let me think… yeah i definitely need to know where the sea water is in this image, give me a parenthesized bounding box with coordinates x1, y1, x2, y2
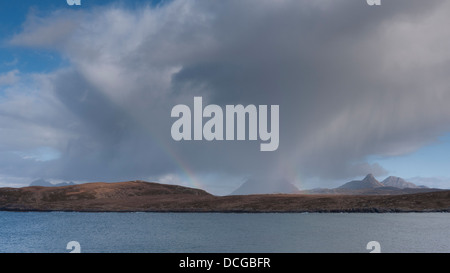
(0, 212, 448, 253)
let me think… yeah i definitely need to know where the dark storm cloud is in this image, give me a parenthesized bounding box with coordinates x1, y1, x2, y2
(2, 0, 450, 189)
(46, 69, 176, 181)
(169, 0, 450, 179)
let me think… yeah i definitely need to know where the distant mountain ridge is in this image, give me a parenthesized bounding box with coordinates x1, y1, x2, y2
(230, 178, 299, 195)
(337, 174, 429, 191)
(30, 179, 76, 187)
(230, 174, 438, 196)
(299, 174, 437, 195)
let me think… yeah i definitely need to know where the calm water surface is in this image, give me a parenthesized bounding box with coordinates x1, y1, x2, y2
(0, 212, 448, 253)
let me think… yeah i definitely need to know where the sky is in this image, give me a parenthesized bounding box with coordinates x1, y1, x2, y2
(1, 0, 450, 195)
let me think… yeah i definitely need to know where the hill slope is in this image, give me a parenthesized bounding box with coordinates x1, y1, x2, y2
(0, 180, 449, 212)
(0, 181, 213, 212)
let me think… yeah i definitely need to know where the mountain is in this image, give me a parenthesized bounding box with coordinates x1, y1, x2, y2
(337, 174, 384, 190)
(381, 176, 421, 189)
(30, 179, 76, 187)
(299, 174, 440, 195)
(230, 178, 299, 195)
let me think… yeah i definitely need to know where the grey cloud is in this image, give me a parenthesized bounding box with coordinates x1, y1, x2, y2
(2, 0, 450, 189)
(169, 0, 450, 179)
(9, 10, 81, 49)
(47, 69, 176, 181)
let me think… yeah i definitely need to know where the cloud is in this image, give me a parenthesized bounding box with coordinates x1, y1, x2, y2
(2, 0, 450, 192)
(9, 10, 81, 49)
(0, 70, 19, 86)
(408, 177, 450, 189)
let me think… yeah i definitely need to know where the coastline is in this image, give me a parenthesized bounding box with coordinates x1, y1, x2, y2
(0, 181, 449, 213)
(0, 208, 449, 213)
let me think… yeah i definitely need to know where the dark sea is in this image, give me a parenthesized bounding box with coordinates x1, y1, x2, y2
(0, 212, 448, 253)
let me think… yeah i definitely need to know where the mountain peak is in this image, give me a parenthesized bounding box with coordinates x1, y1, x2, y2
(381, 176, 419, 189)
(338, 174, 384, 190)
(363, 173, 376, 181)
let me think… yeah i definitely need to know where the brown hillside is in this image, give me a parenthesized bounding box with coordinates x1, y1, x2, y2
(0, 181, 449, 212)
